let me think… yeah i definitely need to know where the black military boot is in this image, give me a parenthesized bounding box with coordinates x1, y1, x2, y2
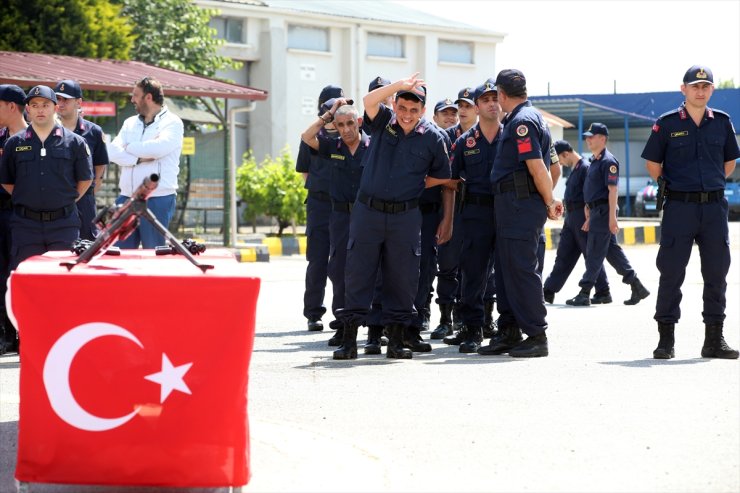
(543, 289, 555, 304)
(701, 322, 739, 359)
(307, 319, 324, 331)
(442, 327, 465, 345)
(403, 326, 432, 352)
(653, 322, 675, 359)
(477, 324, 523, 355)
(327, 325, 344, 347)
(452, 302, 464, 333)
(566, 288, 591, 306)
(483, 300, 497, 338)
(459, 326, 483, 353)
(624, 278, 650, 305)
(364, 325, 383, 355)
(386, 324, 412, 359)
(509, 332, 549, 358)
(590, 290, 613, 304)
(332, 323, 358, 360)
(430, 304, 453, 339)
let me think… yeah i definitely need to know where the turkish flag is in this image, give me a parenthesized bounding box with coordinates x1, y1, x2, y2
(9, 250, 260, 488)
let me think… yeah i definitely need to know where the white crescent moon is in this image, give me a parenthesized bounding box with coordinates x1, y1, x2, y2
(43, 322, 143, 432)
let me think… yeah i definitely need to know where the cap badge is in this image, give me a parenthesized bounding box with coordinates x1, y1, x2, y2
(485, 82, 495, 91)
(59, 83, 65, 92)
(444, 98, 452, 105)
(376, 77, 382, 85)
(463, 89, 470, 97)
(34, 87, 40, 95)
(696, 68, 707, 79)
(516, 124, 528, 137)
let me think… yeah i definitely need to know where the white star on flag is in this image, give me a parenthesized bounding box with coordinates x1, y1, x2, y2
(144, 354, 193, 403)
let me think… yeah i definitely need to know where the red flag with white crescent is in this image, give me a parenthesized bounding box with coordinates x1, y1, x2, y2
(10, 252, 260, 487)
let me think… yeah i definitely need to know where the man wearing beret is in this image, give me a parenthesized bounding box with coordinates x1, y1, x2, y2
(54, 79, 109, 241)
(642, 65, 739, 359)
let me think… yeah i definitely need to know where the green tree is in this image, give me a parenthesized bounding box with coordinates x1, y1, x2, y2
(0, 0, 133, 59)
(236, 147, 307, 236)
(121, 0, 237, 78)
(717, 79, 736, 89)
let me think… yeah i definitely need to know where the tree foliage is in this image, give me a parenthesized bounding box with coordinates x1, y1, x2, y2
(0, 0, 133, 59)
(717, 79, 737, 89)
(236, 147, 307, 236)
(120, 0, 238, 78)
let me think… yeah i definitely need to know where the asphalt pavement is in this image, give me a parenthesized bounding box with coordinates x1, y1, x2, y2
(1, 223, 739, 493)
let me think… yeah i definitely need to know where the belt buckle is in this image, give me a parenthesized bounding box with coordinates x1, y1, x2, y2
(700, 192, 709, 203)
(41, 211, 52, 221)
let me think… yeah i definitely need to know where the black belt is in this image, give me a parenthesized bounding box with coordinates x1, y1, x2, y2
(419, 202, 441, 214)
(332, 201, 353, 213)
(15, 204, 74, 222)
(587, 199, 609, 208)
(493, 179, 538, 194)
(0, 195, 12, 211)
(667, 190, 723, 203)
(309, 191, 331, 202)
(566, 201, 585, 212)
(358, 192, 418, 214)
(465, 193, 494, 207)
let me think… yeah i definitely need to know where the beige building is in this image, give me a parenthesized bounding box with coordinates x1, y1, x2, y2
(195, 0, 506, 162)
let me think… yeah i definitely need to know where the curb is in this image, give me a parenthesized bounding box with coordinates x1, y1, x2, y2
(233, 244, 270, 262)
(546, 224, 661, 250)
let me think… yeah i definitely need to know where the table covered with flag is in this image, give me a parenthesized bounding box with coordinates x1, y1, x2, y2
(8, 249, 260, 488)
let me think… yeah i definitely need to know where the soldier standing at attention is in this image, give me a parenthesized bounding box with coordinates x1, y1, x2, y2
(642, 65, 739, 359)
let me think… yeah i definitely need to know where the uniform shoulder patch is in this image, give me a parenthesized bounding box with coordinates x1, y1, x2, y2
(710, 108, 730, 119)
(516, 124, 529, 137)
(651, 123, 660, 133)
(609, 165, 617, 174)
(658, 108, 680, 120)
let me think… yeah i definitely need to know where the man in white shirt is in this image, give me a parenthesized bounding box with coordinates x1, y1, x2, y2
(107, 77, 183, 248)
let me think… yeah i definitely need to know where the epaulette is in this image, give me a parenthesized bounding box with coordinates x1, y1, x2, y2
(709, 108, 730, 119)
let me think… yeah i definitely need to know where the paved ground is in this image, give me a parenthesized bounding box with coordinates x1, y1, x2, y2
(1, 223, 739, 493)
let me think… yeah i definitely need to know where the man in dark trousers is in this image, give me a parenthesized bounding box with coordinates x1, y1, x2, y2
(565, 123, 650, 307)
(642, 65, 739, 359)
(477, 69, 562, 358)
(333, 73, 453, 360)
(295, 84, 344, 332)
(543, 140, 610, 304)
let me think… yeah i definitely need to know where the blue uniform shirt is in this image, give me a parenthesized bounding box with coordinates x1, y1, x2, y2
(563, 158, 589, 205)
(583, 148, 619, 203)
(0, 124, 92, 210)
(360, 105, 450, 202)
(317, 132, 369, 203)
(451, 122, 503, 195)
(641, 104, 740, 192)
(72, 117, 108, 192)
(295, 129, 334, 194)
(0, 127, 21, 198)
(491, 101, 551, 184)
(445, 124, 464, 147)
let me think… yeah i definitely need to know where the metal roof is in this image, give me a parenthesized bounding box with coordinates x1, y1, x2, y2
(218, 0, 503, 34)
(0, 51, 268, 101)
(530, 89, 740, 130)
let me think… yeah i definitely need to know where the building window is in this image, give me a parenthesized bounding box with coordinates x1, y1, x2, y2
(212, 17, 245, 44)
(288, 25, 329, 52)
(367, 32, 404, 58)
(439, 40, 473, 64)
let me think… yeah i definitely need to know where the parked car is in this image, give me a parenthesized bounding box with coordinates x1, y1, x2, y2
(726, 178, 740, 220)
(634, 178, 740, 219)
(633, 179, 659, 217)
